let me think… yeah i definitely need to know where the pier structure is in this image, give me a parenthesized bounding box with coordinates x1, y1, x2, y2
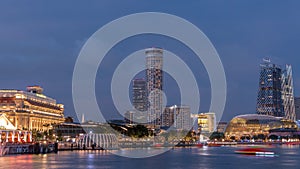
(78, 133, 118, 149)
(0, 130, 32, 143)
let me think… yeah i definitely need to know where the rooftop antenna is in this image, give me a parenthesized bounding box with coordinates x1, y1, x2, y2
(263, 57, 271, 63)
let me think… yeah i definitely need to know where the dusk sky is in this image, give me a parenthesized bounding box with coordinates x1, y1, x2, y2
(1, 1, 300, 122)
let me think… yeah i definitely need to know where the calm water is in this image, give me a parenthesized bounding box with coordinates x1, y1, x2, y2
(0, 146, 299, 169)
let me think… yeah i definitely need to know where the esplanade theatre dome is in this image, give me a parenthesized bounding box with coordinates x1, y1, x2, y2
(225, 114, 297, 140)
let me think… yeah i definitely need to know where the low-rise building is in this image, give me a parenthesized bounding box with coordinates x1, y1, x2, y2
(225, 114, 297, 140)
(0, 113, 32, 143)
(162, 105, 192, 130)
(124, 110, 147, 125)
(198, 112, 216, 133)
(0, 86, 65, 132)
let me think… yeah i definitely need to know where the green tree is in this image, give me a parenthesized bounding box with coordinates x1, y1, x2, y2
(230, 136, 236, 141)
(252, 135, 258, 140)
(268, 135, 278, 140)
(209, 132, 225, 141)
(257, 134, 266, 140)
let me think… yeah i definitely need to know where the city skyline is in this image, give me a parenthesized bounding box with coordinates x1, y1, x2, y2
(1, 1, 300, 168)
(1, 1, 300, 122)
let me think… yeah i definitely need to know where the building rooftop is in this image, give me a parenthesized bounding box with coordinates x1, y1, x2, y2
(0, 87, 57, 104)
(234, 114, 282, 121)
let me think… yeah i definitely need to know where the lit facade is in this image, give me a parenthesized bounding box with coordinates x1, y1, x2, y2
(0, 86, 65, 132)
(256, 59, 284, 117)
(132, 79, 147, 112)
(0, 113, 32, 143)
(52, 122, 85, 139)
(281, 65, 296, 121)
(146, 47, 163, 126)
(256, 59, 296, 121)
(162, 105, 191, 130)
(79, 133, 118, 149)
(198, 112, 216, 133)
(225, 114, 297, 140)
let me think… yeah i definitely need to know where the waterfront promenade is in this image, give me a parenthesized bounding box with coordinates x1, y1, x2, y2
(2, 140, 300, 156)
(0, 146, 299, 169)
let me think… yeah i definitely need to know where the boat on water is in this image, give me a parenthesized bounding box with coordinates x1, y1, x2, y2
(153, 143, 163, 148)
(206, 143, 221, 147)
(284, 141, 300, 145)
(195, 143, 205, 148)
(235, 147, 275, 155)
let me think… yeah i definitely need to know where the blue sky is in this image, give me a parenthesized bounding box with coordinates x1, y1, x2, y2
(1, 1, 300, 122)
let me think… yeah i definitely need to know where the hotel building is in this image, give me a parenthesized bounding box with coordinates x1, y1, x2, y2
(198, 112, 216, 133)
(0, 86, 65, 132)
(146, 47, 163, 126)
(162, 105, 192, 130)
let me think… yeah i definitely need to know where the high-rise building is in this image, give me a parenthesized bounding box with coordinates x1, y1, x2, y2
(173, 105, 192, 130)
(256, 58, 284, 117)
(162, 106, 174, 128)
(294, 97, 300, 120)
(146, 47, 163, 126)
(124, 110, 147, 125)
(256, 58, 296, 121)
(132, 79, 147, 112)
(162, 105, 192, 130)
(198, 112, 216, 133)
(281, 65, 296, 121)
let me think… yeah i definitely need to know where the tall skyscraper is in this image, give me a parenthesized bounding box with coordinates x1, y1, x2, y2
(162, 106, 175, 128)
(281, 65, 296, 121)
(132, 79, 147, 111)
(256, 58, 284, 117)
(256, 58, 296, 121)
(145, 47, 163, 126)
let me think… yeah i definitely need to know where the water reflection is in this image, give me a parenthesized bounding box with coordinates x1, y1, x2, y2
(0, 147, 298, 169)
